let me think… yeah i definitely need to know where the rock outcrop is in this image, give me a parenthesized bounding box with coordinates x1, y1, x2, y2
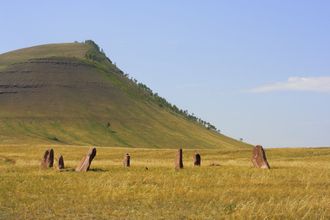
(175, 148, 184, 170)
(123, 153, 130, 167)
(194, 152, 201, 166)
(41, 148, 54, 168)
(58, 154, 65, 170)
(251, 145, 270, 169)
(75, 147, 97, 172)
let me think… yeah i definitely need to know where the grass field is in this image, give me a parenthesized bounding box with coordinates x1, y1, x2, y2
(0, 145, 329, 219)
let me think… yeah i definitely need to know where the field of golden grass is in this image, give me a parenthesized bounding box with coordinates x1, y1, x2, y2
(0, 145, 329, 219)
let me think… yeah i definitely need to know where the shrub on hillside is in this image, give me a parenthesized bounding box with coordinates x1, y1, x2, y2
(84, 40, 112, 63)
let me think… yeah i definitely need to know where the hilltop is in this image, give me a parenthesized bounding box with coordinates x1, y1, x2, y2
(0, 41, 250, 148)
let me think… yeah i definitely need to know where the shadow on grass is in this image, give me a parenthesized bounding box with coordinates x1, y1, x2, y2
(248, 166, 283, 170)
(0, 156, 16, 164)
(89, 168, 108, 172)
(58, 167, 108, 172)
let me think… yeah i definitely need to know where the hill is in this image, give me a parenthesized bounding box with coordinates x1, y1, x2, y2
(0, 41, 250, 148)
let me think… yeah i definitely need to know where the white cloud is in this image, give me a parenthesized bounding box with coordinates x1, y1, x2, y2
(250, 76, 330, 93)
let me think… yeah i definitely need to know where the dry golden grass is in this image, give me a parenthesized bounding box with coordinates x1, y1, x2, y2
(0, 145, 329, 219)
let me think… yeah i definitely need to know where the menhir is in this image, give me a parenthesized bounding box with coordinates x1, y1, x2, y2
(251, 145, 270, 169)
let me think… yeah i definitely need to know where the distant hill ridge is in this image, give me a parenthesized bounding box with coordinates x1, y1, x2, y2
(0, 40, 250, 148)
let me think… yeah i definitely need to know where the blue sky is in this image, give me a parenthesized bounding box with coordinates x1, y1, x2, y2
(1, 0, 329, 147)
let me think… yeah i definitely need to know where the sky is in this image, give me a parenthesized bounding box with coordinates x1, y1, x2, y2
(1, 0, 329, 147)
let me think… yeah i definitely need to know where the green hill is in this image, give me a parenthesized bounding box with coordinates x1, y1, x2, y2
(0, 41, 250, 148)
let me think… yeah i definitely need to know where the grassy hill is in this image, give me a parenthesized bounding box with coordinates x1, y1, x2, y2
(0, 41, 250, 148)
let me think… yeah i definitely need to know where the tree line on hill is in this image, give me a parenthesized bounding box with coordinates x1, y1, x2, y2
(82, 40, 220, 133)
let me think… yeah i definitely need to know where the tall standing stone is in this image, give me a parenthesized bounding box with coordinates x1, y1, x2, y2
(75, 147, 97, 172)
(251, 145, 270, 169)
(175, 148, 184, 169)
(123, 153, 130, 167)
(41, 148, 54, 168)
(194, 152, 201, 166)
(58, 154, 65, 170)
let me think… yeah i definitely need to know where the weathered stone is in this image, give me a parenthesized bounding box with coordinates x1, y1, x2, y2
(175, 148, 184, 169)
(75, 147, 97, 172)
(58, 154, 65, 170)
(251, 145, 270, 169)
(41, 148, 54, 168)
(123, 153, 130, 167)
(194, 152, 201, 166)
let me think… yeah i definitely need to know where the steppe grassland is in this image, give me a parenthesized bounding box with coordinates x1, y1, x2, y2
(0, 145, 329, 219)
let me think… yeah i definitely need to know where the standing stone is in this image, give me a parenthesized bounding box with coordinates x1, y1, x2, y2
(175, 148, 184, 169)
(58, 154, 65, 170)
(251, 145, 270, 169)
(75, 147, 97, 172)
(193, 152, 201, 166)
(123, 153, 130, 167)
(41, 148, 54, 168)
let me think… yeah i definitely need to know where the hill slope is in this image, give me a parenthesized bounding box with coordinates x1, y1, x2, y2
(0, 41, 250, 148)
